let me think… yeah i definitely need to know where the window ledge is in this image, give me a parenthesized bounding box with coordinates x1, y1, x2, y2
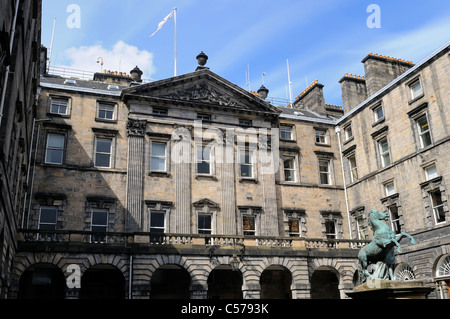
(95, 118, 118, 124)
(315, 142, 331, 147)
(195, 174, 218, 181)
(420, 176, 442, 188)
(372, 117, 385, 127)
(148, 171, 171, 178)
(239, 178, 259, 184)
(408, 93, 424, 105)
(343, 136, 354, 145)
(47, 113, 71, 119)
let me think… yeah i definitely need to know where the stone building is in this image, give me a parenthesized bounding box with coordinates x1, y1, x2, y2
(0, 0, 42, 298)
(9, 40, 450, 299)
(336, 42, 450, 299)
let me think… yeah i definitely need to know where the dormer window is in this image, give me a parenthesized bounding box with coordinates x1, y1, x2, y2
(64, 79, 77, 85)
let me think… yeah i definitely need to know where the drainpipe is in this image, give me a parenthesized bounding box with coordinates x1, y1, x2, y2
(22, 118, 51, 228)
(0, 0, 20, 129)
(129, 253, 133, 299)
(335, 126, 353, 240)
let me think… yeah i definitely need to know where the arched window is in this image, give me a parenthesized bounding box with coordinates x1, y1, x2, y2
(394, 263, 416, 281)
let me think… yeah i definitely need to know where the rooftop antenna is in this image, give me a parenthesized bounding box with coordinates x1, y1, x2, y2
(287, 59, 293, 107)
(47, 18, 56, 73)
(246, 64, 251, 92)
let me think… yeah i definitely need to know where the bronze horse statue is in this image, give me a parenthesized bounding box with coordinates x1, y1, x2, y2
(357, 209, 416, 284)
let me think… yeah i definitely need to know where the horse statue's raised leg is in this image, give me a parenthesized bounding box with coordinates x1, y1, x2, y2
(396, 232, 417, 245)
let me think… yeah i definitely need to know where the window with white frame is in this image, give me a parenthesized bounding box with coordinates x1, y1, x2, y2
(430, 190, 446, 224)
(243, 215, 256, 236)
(50, 97, 69, 115)
(45, 133, 65, 165)
(319, 159, 332, 185)
(280, 126, 293, 140)
(240, 207, 260, 236)
(288, 218, 301, 237)
(97, 103, 115, 121)
(348, 155, 358, 183)
(356, 216, 365, 240)
(315, 129, 328, 144)
(239, 147, 254, 178)
(39, 207, 58, 231)
(344, 125, 353, 141)
(283, 157, 296, 182)
(416, 114, 432, 148)
(384, 181, 396, 196)
(373, 104, 384, 122)
(320, 212, 342, 240)
(151, 142, 167, 172)
(325, 220, 337, 239)
(197, 145, 212, 175)
(377, 136, 391, 167)
(150, 211, 165, 233)
(91, 209, 108, 243)
(284, 210, 305, 238)
(425, 164, 438, 181)
(198, 214, 212, 234)
(409, 79, 423, 100)
(146, 201, 172, 242)
(95, 138, 113, 168)
(388, 204, 402, 234)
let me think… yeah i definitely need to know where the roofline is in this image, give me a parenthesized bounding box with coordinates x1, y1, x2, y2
(39, 82, 122, 97)
(336, 40, 450, 125)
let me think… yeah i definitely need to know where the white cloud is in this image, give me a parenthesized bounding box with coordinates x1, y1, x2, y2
(54, 41, 156, 80)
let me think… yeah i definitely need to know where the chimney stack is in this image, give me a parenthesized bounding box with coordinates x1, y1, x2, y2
(362, 53, 414, 96)
(293, 80, 326, 114)
(339, 74, 368, 113)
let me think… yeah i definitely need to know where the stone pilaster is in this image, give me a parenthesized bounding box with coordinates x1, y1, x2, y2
(259, 132, 279, 237)
(172, 126, 192, 234)
(126, 120, 147, 232)
(221, 130, 237, 235)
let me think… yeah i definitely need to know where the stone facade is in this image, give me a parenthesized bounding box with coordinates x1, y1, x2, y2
(337, 42, 450, 298)
(0, 0, 42, 298)
(7, 40, 450, 299)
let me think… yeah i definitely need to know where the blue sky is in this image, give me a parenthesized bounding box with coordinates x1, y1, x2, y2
(42, 0, 450, 106)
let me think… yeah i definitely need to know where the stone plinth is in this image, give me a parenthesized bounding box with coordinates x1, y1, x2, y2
(347, 280, 433, 299)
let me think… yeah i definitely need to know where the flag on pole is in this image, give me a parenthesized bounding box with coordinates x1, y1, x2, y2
(150, 11, 174, 37)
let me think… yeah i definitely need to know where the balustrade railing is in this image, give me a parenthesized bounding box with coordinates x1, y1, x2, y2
(18, 230, 369, 250)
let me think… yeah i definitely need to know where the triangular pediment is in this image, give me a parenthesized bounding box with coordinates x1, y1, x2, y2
(122, 69, 280, 115)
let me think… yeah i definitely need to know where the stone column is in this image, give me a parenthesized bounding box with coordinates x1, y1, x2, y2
(126, 120, 147, 232)
(172, 126, 192, 234)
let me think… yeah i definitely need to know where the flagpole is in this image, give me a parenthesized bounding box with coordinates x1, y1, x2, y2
(174, 8, 177, 77)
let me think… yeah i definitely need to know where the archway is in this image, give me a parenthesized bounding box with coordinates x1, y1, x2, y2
(150, 264, 191, 299)
(80, 264, 125, 299)
(18, 263, 65, 299)
(260, 266, 292, 299)
(207, 265, 243, 299)
(310, 266, 340, 299)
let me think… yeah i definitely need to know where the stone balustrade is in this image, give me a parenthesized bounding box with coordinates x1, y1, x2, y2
(17, 229, 369, 250)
